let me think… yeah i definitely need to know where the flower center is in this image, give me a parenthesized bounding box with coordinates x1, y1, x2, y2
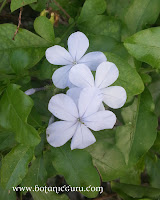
(77, 117, 84, 124)
(73, 61, 77, 65)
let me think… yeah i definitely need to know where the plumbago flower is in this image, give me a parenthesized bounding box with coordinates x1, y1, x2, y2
(45, 31, 107, 89)
(68, 62, 127, 109)
(46, 88, 116, 150)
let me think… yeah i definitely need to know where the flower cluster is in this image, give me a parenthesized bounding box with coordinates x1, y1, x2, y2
(45, 32, 127, 150)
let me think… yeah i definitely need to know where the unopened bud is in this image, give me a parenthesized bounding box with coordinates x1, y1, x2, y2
(49, 12, 54, 25)
(40, 9, 48, 17)
(25, 88, 36, 96)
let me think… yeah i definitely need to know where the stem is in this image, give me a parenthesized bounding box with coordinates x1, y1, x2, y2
(0, 0, 7, 14)
(12, 7, 23, 40)
(52, 0, 71, 19)
(140, 67, 156, 73)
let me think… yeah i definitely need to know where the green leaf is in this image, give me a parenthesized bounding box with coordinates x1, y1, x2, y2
(0, 182, 16, 200)
(104, 52, 144, 97)
(111, 182, 160, 198)
(106, 0, 131, 21)
(86, 130, 127, 182)
(22, 156, 47, 187)
(151, 131, 160, 154)
(50, 143, 100, 198)
(148, 74, 160, 117)
(78, 0, 106, 23)
(124, 0, 160, 35)
(34, 16, 55, 43)
(146, 155, 160, 188)
(116, 88, 158, 165)
(0, 24, 51, 73)
(0, 129, 16, 151)
(11, 0, 37, 12)
(31, 191, 69, 200)
(0, 84, 40, 146)
(1, 144, 34, 189)
(43, 151, 57, 178)
(10, 49, 31, 74)
(124, 27, 160, 69)
(120, 158, 144, 185)
(36, 58, 54, 80)
(78, 15, 121, 41)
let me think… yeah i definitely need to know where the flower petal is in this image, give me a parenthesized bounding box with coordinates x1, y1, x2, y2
(102, 86, 127, 109)
(52, 65, 72, 89)
(78, 88, 103, 118)
(48, 94, 78, 121)
(95, 61, 119, 89)
(67, 79, 75, 88)
(67, 87, 82, 106)
(99, 103, 105, 111)
(83, 111, 116, 131)
(69, 64, 94, 88)
(46, 121, 78, 147)
(68, 32, 89, 61)
(79, 52, 107, 71)
(45, 45, 73, 65)
(71, 123, 96, 150)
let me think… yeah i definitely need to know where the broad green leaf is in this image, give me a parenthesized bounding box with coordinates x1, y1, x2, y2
(124, 27, 160, 69)
(0, 183, 16, 200)
(34, 133, 45, 157)
(88, 35, 128, 58)
(120, 158, 144, 185)
(11, 0, 37, 12)
(43, 151, 57, 178)
(86, 130, 127, 182)
(88, 35, 140, 69)
(1, 144, 34, 189)
(31, 191, 69, 200)
(34, 16, 55, 43)
(37, 58, 54, 80)
(0, 84, 40, 146)
(104, 52, 144, 97)
(10, 49, 31, 74)
(111, 182, 160, 198)
(22, 157, 47, 187)
(78, 15, 121, 41)
(146, 155, 160, 188)
(148, 74, 160, 117)
(78, 0, 106, 23)
(151, 131, 160, 154)
(28, 107, 42, 129)
(124, 0, 160, 35)
(116, 88, 157, 165)
(0, 129, 16, 151)
(50, 143, 100, 198)
(31, 88, 55, 123)
(106, 0, 131, 21)
(0, 24, 51, 73)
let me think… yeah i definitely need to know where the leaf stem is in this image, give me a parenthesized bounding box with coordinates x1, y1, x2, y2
(140, 67, 156, 73)
(0, 0, 7, 14)
(51, 0, 71, 19)
(12, 7, 23, 40)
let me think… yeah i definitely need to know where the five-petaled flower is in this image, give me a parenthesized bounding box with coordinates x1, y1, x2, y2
(45, 31, 106, 89)
(46, 88, 116, 150)
(68, 62, 127, 109)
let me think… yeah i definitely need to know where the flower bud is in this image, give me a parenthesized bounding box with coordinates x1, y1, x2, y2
(25, 88, 36, 96)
